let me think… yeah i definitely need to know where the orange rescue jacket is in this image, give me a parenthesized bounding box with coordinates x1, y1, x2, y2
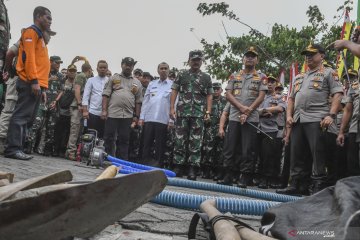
(16, 25, 50, 88)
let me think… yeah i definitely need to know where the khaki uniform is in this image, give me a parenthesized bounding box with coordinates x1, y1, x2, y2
(66, 72, 88, 158)
(289, 65, 343, 189)
(102, 73, 143, 159)
(223, 70, 268, 176)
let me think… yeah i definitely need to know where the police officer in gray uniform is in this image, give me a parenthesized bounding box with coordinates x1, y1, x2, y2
(337, 69, 360, 177)
(219, 47, 268, 188)
(277, 44, 343, 195)
(257, 75, 286, 189)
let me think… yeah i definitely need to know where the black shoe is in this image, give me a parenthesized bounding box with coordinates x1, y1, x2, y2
(237, 173, 252, 188)
(173, 164, 184, 178)
(213, 168, 224, 181)
(201, 166, 211, 179)
(217, 171, 233, 186)
(258, 178, 269, 189)
(187, 166, 197, 181)
(5, 151, 33, 160)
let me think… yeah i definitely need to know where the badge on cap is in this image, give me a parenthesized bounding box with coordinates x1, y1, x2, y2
(313, 82, 319, 88)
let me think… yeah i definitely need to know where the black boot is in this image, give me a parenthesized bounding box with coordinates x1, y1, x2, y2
(237, 173, 252, 188)
(217, 169, 233, 186)
(276, 178, 305, 196)
(201, 165, 211, 179)
(187, 165, 197, 181)
(173, 164, 184, 178)
(213, 167, 224, 181)
(258, 177, 269, 189)
(309, 178, 327, 195)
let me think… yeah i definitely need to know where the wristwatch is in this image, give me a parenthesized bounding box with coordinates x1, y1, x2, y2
(329, 113, 336, 119)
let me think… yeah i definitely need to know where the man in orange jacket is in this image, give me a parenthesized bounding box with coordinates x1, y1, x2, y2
(4, 6, 52, 160)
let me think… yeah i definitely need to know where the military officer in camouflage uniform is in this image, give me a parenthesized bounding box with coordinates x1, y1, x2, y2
(201, 82, 227, 179)
(337, 69, 360, 177)
(277, 44, 343, 196)
(41, 56, 63, 155)
(0, 0, 10, 103)
(218, 47, 268, 188)
(170, 50, 213, 180)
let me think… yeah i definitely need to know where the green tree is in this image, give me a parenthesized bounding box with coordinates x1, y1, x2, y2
(197, 2, 352, 83)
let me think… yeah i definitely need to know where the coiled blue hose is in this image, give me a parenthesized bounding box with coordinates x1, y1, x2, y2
(108, 155, 176, 177)
(167, 178, 301, 202)
(151, 190, 280, 216)
(112, 162, 146, 174)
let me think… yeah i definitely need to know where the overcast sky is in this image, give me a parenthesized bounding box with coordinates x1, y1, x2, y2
(5, 0, 358, 76)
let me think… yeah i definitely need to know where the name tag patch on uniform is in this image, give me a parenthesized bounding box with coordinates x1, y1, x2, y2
(113, 79, 121, 84)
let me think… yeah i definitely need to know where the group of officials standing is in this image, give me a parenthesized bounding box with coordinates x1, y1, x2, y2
(0, 3, 359, 197)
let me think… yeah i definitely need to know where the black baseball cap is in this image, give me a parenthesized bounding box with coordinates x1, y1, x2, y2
(122, 57, 137, 65)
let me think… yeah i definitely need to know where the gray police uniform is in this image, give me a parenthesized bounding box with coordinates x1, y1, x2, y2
(289, 65, 343, 186)
(258, 93, 286, 180)
(343, 83, 360, 176)
(102, 73, 143, 159)
(223, 70, 268, 175)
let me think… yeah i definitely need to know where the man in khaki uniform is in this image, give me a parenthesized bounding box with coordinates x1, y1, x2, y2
(102, 57, 143, 160)
(65, 62, 93, 160)
(218, 47, 268, 188)
(277, 44, 343, 195)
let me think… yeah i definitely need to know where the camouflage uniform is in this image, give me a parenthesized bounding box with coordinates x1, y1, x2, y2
(172, 69, 213, 167)
(24, 102, 46, 154)
(202, 84, 227, 168)
(0, 0, 10, 102)
(42, 73, 62, 155)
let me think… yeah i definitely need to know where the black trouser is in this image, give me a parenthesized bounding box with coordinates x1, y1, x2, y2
(142, 121, 168, 167)
(290, 122, 327, 181)
(222, 121, 257, 173)
(324, 132, 346, 184)
(260, 132, 282, 177)
(5, 80, 42, 155)
(347, 133, 360, 176)
(104, 117, 132, 160)
(88, 113, 105, 139)
(54, 114, 71, 155)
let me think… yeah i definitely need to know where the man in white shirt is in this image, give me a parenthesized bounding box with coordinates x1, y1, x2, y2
(138, 62, 173, 167)
(82, 60, 109, 139)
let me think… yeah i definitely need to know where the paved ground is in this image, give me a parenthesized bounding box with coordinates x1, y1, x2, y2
(0, 154, 269, 240)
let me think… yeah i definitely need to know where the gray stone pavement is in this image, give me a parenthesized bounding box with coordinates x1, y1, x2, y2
(0, 154, 270, 240)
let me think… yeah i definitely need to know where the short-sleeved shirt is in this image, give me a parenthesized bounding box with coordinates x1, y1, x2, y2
(102, 73, 143, 119)
(171, 69, 213, 118)
(226, 70, 268, 123)
(70, 72, 88, 107)
(223, 102, 231, 113)
(344, 82, 359, 133)
(259, 93, 286, 133)
(289, 65, 343, 123)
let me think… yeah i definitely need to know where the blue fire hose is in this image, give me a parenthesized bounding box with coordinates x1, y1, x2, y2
(151, 190, 280, 216)
(167, 177, 300, 202)
(107, 155, 176, 177)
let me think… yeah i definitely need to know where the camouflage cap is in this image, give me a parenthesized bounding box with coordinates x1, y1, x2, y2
(212, 82, 222, 88)
(67, 64, 77, 71)
(189, 50, 203, 60)
(244, 46, 258, 56)
(301, 43, 325, 55)
(122, 57, 137, 65)
(50, 56, 63, 63)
